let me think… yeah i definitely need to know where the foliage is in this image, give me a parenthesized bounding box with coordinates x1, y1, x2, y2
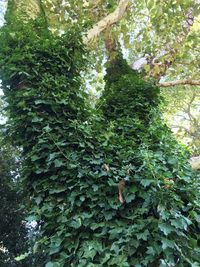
(0, 97, 45, 266)
(0, 12, 199, 266)
(0, 18, 92, 266)
(100, 55, 160, 119)
(126, 0, 200, 78)
(0, 136, 29, 266)
(161, 86, 200, 155)
(10, 0, 198, 81)
(98, 56, 200, 266)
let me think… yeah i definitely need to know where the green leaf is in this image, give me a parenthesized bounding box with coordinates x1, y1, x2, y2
(54, 159, 64, 168)
(69, 218, 82, 229)
(140, 179, 153, 187)
(159, 223, 174, 236)
(48, 152, 58, 161)
(136, 230, 150, 241)
(31, 155, 40, 161)
(49, 187, 66, 194)
(83, 248, 96, 260)
(170, 217, 191, 231)
(35, 99, 48, 105)
(49, 246, 60, 255)
(35, 196, 43, 205)
(125, 193, 135, 203)
(146, 246, 156, 256)
(108, 178, 117, 186)
(161, 238, 175, 250)
(92, 184, 99, 191)
(108, 255, 129, 266)
(32, 116, 43, 122)
(15, 252, 30, 261)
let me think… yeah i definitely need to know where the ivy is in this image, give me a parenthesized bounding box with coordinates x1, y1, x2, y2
(0, 19, 199, 267)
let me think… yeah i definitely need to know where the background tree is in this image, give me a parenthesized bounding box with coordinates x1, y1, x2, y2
(0, 70, 44, 267)
(162, 86, 200, 155)
(0, 135, 29, 266)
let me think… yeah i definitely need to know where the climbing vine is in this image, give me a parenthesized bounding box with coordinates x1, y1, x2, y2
(0, 18, 199, 267)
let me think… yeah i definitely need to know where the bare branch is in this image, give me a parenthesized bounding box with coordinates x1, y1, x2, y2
(159, 79, 200, 87)
(83, 0, 130, 44)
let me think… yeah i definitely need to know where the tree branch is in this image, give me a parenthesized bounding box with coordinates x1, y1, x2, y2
(132, 7, 195, 78)
(159, 79, 200, 87)
(83, 0, 130, 44)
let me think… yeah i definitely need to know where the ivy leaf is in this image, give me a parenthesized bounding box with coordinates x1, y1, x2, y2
(146, 246, 156, 256)
(161, 238, 175, 250)
(111, 242, 120, 254)
(48, 152, 58, 161)
(32, 116, 43, 122)
(108, 255, 129, 266)
(35, 99, 48, 105)
(31, 155, 40, 161)
(49, 187, 66, 194)
(54, 159, 64, 168)
(170, 217, 191, 231)
(83, 248, 96, 260)
(92, 184, 99, 191)
(125, 193, 135, 203)
(108, 178, 117, 186)
(140, 179, 154, 187)
(34, 196, 43, 205)
(159, 223, 175, 236)
(69, 218, 82, 229)
(49, 246, 60, 255)
(136, 230, 150, 241)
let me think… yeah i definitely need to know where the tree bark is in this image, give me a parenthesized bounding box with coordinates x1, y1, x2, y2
(159, 79, 200, 87)
(83, 0, 130, 44)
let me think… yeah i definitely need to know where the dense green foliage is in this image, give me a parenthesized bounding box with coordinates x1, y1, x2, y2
(98, 56, 200, 266)
(0, 141, 29, 266)
(0, 18, 199, 267)
(101, 56, 160, 119)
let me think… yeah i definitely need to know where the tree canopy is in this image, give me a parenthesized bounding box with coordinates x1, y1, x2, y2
(3, 0, 200, 86)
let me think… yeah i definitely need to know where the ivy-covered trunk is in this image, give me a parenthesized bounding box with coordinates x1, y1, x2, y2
(0, 5, 200, 267)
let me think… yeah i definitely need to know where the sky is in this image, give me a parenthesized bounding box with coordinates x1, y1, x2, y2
(0, 0, 7, 123)
(0, 0, 7, 97)
(0, 0, 7, 27)
(0, 81, 3, 96)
